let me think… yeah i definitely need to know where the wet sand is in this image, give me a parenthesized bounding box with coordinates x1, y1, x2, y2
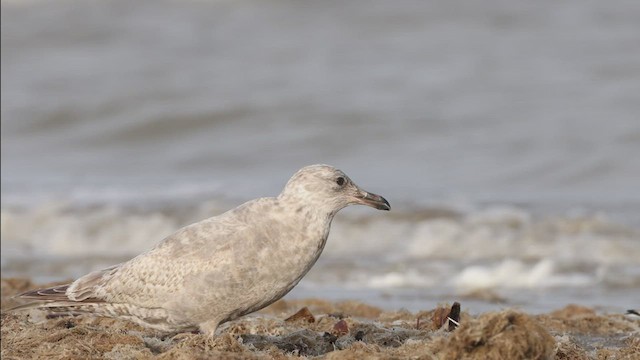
(1, 278, 638, 359)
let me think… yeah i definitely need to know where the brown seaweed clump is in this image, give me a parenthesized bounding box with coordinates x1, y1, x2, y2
(536, 304, 637, 335)
(432, 311, 556, 360)
(2, 278, 639, 359)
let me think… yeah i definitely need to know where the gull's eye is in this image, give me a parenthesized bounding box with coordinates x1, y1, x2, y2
(336, 177, 346, 186)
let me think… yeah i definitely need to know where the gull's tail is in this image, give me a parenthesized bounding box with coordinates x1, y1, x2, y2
(7, 283, 106, 316)
(14, 283, 74, 302)
(7, 265, 121, 315)
(7, 283, 176, 331)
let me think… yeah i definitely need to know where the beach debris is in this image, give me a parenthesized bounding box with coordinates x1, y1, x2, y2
(2, 278, 636, 360)
(430, 307, 449, 330)
(434, 311, 555, 360)
(332, 319, 349, 337)
(284, 307, 315, 323)
(536, 304, 638, 335)
(549, 304, 596, 317)
(626, 309, 639, 317)
(447, 302, 461, 331)
(328, 312, 347, 319)
(415, 302, 462, 331)
(552, 335, 589, 360)
(241, 329, 336, 356)
(58, 318, 76, 329)
(322, 332, 338, 344)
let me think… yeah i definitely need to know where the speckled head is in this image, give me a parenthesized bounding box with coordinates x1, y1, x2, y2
(279, 164, 390, 212)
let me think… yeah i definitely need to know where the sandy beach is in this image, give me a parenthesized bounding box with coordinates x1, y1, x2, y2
(2, 278, 637, 359)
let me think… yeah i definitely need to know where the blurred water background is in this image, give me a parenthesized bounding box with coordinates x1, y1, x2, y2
(2, 0, 639, 314)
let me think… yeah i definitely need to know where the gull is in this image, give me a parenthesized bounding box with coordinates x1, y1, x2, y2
(12, 164, 390, 335)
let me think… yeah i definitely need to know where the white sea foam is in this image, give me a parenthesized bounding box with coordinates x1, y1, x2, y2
(1, 201, 227, 257)
(3, 203, 637, 262)
(2, 202, 638, 292)
(366, 270, 438, 289)
(452, 259, 593, 290)
(402, 207, 639, 264)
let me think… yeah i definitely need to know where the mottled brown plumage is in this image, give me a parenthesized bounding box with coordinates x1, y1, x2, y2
(11, 165, 390, 335)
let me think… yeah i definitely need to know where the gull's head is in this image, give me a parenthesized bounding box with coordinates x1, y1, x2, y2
(280, 164, 390, 212)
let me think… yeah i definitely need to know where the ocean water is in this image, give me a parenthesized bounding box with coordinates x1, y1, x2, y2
(2, 0, 639, 314)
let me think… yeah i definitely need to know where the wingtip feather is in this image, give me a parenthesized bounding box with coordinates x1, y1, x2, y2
(14, 284, 71, 301)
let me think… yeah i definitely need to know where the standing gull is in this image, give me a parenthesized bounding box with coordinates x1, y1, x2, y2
(13, 164, 390, 335)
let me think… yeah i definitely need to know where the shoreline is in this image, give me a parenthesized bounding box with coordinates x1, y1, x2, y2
(1, 278, 638, 359)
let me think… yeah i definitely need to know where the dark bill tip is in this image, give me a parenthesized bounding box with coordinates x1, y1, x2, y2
(357, 191, 391, 211)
